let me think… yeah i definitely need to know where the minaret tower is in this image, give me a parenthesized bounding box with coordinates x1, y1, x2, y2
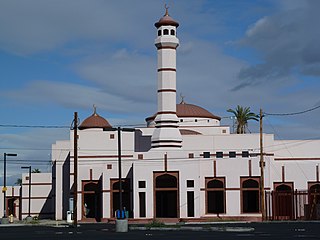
(151, 6, 182, 149)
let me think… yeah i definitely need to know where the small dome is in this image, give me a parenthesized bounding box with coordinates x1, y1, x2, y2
(155, 7, 179, 28)
(79, 107, 112, 130)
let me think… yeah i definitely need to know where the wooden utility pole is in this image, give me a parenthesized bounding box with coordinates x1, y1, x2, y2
(73, 112, 78, 227)
(259, 108, 265, 220)
(117, 127, 123, 214)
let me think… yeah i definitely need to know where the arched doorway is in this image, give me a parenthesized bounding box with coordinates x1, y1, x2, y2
(273, 183, 294, 220)
(241, 178, 260, 213)
(154, 172, 179, 218)
(308, 183, 320, 219)
(82, 181, 101, 221)
(206, 178, 225, 214)
(110, 179, 131, 218)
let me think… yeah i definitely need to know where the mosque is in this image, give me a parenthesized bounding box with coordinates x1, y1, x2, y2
(1, 8, 320, 223)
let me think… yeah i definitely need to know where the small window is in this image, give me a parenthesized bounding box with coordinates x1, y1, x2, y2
(110, 134, 115, 139)
(189, 153, 194, 158)
(187, 180, 194, 188)
(138, 154, 143, 160)
(139, 181, 146, 188)
(242, 151, 249, 158)
(216, 152, 223, 158)
(203, 152, 210, 158)
(195, 119, 198, 122)
(163, 29, 169, 35)
(171, 29, 175, 35)
(222, 129, 227, 134)
(107, 164, 112, 169)
(229, 151, 236, 158)
(180, 119, 183, 122)
(158, 30, 161, 36)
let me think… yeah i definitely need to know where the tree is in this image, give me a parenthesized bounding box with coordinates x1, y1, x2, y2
(227, 105, 259, 134)
(15, 178, 22, 186)
(32, 168, 41, 173)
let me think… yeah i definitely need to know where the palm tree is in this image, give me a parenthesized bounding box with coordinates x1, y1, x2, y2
(15, 178, 22, 186)
(32, 168, 41, 173)
(227, 105, 259, 134)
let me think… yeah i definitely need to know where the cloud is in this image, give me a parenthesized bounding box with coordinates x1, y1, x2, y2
(75, 48, 156, 104)
(236, 0, 320, 88)
(0, 0, 158, 55)
(2, 80, 154, 115)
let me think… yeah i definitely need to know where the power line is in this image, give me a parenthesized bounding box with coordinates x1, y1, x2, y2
(264, 104, 320, 116)
(0, 124, 70, 129)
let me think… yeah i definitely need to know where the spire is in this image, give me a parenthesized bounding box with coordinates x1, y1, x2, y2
(180, 93, 186, 104)
(93, 104, 97, 116)
(164, 4, 169, 16)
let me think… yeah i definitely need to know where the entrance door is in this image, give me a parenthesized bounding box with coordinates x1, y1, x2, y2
(82, 181, 101, 221)
(273, 184, 294, 220)
(154, 172, 179, 218)
(110, 179, 131, 218)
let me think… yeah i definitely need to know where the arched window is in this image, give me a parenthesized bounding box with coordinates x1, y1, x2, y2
(163, 29, 169, 35)
(309, 183, 320, 205)
(156, 174, 177, 188)
(206, 178, 225, 214)
(171, 29, 175, 35)
(241, 178, 260, 213)
(158, 30, 161, 36)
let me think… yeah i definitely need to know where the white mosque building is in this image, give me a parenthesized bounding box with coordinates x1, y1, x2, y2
(1, 9, 320, 223)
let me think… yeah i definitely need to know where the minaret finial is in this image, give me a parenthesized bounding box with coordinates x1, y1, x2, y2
(180, 93, 185, 104)
(164, 4, 169, 16)
(93, 104, 97, 115)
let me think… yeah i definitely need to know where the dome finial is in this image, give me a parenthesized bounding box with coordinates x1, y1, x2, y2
(164, 4, 169, 16)
(93, 104, 97, 116)
(180, 93, 185, 104)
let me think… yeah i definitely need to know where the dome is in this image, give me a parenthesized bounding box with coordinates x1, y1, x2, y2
(79, 107, 112, 130)
(176, 102, 221, 120)
(146, 102, 221, 122)
(155, 7, 179, 28)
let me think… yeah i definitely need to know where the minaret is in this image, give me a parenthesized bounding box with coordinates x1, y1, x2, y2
(151, 6, 182, 149)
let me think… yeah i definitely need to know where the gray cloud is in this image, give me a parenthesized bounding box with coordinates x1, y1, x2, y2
(2, 80, 154, 115)
(236, 0, 320, 88)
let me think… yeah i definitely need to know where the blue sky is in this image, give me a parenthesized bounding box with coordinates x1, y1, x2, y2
(1, 0, 320, 183)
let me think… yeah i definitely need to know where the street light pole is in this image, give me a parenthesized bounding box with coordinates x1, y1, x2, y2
(21, 166, 32, 219)
(2, 153, 17, 222)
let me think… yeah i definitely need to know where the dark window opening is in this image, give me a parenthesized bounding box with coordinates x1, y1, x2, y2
(242, 151, 249, 158)
(158, 30, 161, 36)
(189, 153, 194, 158)
(203, 152, 210, 158)
(229, 151, 236, 158)
(163, 29, 169, 35)
(187, 191, 194, 217)
(139, 192, 146, 217)
(170, 29, 175, 35)
(187, 180, 194, 188)
(216, 152, 223, 158)
(138, 181, 146, 188)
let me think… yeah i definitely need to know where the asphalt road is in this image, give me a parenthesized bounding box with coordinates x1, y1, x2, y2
(0, 222, 320, 239)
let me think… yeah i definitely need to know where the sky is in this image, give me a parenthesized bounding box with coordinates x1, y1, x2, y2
(1, 0, 320, 184)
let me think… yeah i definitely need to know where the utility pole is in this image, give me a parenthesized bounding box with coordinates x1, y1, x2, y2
(73, 112, 78, 227)
(259, 108, 265, 220)
(118, 127, 123, 214)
